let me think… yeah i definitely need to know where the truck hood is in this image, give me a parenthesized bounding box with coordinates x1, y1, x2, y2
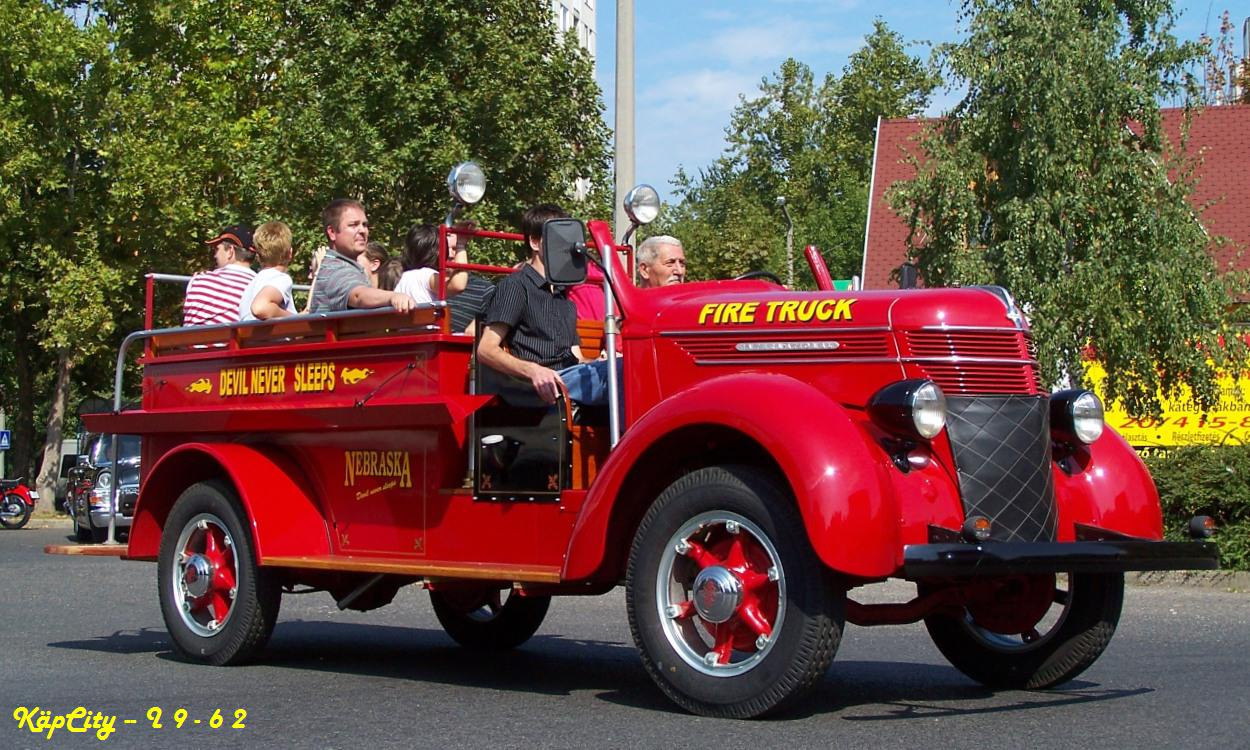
(643, 284, 1027, 333)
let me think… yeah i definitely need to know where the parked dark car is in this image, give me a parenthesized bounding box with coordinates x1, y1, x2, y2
(68, 434, 140, 542)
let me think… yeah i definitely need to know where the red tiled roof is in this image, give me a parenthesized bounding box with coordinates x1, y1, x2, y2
(862, 105, 1250, 289)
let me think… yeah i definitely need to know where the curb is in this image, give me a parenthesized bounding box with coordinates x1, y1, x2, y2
(1129, 570, 1250, 592)
(25, 518, 74, 530)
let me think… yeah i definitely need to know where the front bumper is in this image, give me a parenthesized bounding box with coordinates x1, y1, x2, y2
(903, 538, 1219, 578)
(84, 489, 136, 529)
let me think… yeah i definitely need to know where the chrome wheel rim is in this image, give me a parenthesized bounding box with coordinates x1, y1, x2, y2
(655, 511, 785, 677)
(171, 513, 239, 638)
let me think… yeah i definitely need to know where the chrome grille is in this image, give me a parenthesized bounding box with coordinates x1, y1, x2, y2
(902, 329, 1043, 395)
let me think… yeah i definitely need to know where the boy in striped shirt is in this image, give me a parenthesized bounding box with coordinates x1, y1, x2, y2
(182, 224, 257, 326)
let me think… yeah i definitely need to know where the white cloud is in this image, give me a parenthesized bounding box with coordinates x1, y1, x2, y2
(634, 69, 763, 195)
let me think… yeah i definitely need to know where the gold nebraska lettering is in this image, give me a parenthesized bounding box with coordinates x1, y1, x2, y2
(343, 450, 413, 489)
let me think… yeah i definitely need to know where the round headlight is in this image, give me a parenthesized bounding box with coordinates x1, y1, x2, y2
(623, 184, 660, 225)
(1049, 389, 1104, 445)
(1070, 391, 1104, 444)
(869, 379, 947, 442)
(447, 162, 486, 205)
(95, 470, 112, 490)
(911, 381, 947, 439)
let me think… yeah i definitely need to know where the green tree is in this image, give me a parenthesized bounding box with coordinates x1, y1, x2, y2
(825, 19, 943, 178)
(663, 21, 936, 286)
(2, 0, 611, 497)
(248, 0, 611, 264)
(888, 0, 1243, 415)
(0, 1, 115, 497)
(1199, 10, 1249, 105)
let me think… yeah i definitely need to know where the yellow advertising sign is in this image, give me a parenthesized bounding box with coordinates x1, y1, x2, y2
(1084, 361, 1250, 452)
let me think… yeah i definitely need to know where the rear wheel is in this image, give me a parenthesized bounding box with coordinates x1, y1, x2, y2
(158, 481, 280, 665)
(0, 493, 31, 529)
(923, 572, 1124, 689)
(626, 465, 842, 718)
(429, 588, 550, 649)
(74, 517, 105, 543)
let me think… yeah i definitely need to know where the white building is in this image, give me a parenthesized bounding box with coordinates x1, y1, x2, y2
(552, 0, 596, 59)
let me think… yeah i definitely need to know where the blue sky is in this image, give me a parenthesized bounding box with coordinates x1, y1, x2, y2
(593, 0, 1234, 203)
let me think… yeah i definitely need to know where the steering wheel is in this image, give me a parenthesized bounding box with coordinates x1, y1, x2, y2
(733, 270, 784, 285)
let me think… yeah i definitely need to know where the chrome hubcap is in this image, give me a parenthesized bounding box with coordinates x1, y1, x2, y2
(691, 566, 742, 624)
(181, 554, 214, 598)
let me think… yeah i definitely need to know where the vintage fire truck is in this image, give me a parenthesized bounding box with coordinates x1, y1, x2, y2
(60, 164, 1218, 718)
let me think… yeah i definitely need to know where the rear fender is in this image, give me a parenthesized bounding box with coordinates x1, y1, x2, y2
(129, 443, 330, 561)
(563, 373, 899, 580)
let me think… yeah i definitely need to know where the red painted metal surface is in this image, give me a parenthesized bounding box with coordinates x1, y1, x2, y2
(1052, 429, 1164, 541)
(563, 373, 903, 580)
(804, 245, 834, 291)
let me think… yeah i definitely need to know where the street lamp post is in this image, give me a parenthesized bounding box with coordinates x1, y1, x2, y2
(777, 196, 794, 287)
(614, 0, 635, 242)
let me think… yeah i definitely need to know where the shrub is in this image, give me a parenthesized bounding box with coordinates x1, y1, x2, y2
(1144, 445, 1250, 570)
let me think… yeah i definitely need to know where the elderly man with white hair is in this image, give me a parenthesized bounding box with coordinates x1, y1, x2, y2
(636, 235, 687, 288)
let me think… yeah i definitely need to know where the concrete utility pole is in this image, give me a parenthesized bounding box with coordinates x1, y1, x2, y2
(613, 0, 635, 242)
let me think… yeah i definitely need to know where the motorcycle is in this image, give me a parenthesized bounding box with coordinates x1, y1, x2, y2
(0, 478, 38, 530)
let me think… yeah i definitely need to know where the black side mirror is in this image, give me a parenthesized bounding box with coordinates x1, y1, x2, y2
(542, 218, 588, 286)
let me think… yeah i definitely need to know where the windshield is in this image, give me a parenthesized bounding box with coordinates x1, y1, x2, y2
(89, 435, 141, 465)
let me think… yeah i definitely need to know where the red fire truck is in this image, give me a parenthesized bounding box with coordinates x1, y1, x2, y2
(61, 164, 1218, 718)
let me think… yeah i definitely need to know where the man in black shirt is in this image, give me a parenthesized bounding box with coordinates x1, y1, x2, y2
(478, 204, 614, 406)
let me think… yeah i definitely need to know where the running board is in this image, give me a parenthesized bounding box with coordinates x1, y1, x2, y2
(45, 543, 128, 557)
(262, 555, 563, 584)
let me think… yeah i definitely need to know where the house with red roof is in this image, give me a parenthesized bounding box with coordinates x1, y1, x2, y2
(860, 105, 1250, 290)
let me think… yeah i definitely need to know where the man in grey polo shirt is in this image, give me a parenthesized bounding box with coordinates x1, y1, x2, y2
(309, 199, 414, 313)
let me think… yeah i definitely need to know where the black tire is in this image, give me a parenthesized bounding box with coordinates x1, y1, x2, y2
(74, 516, 105, 543)
(73, 515, 93, 543)
(626, 465, 842, 718)
(158, 480, 280, 665)
(429, 588, 551, 650)
(923, 572, 1124, 689)
(1, 493, 31, 530)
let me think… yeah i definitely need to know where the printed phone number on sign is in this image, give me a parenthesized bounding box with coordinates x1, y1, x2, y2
(12, 706, 247, 741)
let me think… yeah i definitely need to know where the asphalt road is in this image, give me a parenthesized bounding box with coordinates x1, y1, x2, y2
(4, 526, 1248, 749)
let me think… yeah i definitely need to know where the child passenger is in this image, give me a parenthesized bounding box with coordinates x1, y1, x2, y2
(238, 221, 297, 321)
(358, 241, 390, 288)
(394, 224, 469, 304)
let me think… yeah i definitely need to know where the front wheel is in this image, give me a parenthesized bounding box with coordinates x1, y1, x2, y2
(429, 588, 550, 650)
(0, 494, 31, 529)
(626, 465, 842, 718)
(923, 571, 1124, 689)
(158, 481, 280, 665)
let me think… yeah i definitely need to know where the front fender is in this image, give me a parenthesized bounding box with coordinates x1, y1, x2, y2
(563, 373, 899, 580)
(129, 442, 330, 561)
(1054, 428, 1163, 540)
